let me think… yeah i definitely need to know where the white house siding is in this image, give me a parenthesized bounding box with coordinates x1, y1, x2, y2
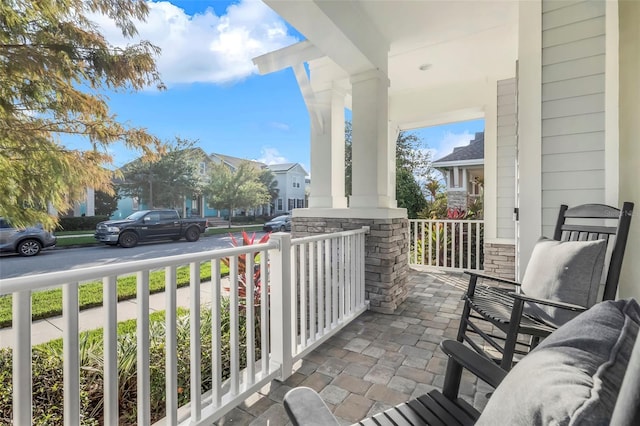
(541, 0, 606, 236)
(496, 78, 517, 240)
(271, 164, 308, 214)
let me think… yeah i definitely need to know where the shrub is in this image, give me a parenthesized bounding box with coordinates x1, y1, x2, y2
(57, 216, 109, 231)
(0, 301, 262, 425)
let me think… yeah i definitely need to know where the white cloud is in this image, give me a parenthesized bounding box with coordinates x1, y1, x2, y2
(268, 121, 291, 131)
(430, 131, 474, 161)
(93, 0, 298, 86)
(257, 147, 288, 165)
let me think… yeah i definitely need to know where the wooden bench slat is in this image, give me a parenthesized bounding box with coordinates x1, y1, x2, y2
(422, 391, 477, 426)
(384, 404, 413, 425)
(409, 395, 459, 426)
(396, 401, 443, 426)
(358, 416, 380, 426)
(370, 412, 396, 426)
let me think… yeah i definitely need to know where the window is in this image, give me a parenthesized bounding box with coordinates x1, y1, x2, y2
(199, 162, 206, 175)
(296, 199, 304, 208)
(160, 211, 177, 221)
(277, 199, 283, 211)
(288, 199, 294, 210)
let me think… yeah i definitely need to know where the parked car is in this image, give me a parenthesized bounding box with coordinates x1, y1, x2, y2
(263, 215, 292, 232)
(0, 218, 57, 256)
(94, 209, 208, 248)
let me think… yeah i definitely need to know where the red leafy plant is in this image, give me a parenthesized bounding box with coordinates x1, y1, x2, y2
(222, 231, 271, 307)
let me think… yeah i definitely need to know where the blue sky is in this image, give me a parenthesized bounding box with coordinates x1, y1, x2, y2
(80, 0, 485, 173)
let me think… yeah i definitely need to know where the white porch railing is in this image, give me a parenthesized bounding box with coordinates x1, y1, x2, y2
(408, 219, 484, 271)
(0, 228, 369, 426)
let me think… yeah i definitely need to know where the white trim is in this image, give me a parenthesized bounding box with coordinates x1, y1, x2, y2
(485, 238, 516, 245)
(516, 0, 542, 281)
(432, 159, 484, 168)
(399, 108, 485, 131)
(605, 0, 619, 206)
(293, 207, 407, 220)
(292, 63, 324, 134)
(252, 40, 324, 75)
(483, 79, 499, 243)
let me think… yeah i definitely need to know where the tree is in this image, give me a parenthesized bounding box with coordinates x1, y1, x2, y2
(425, 177, 442, 202)
(204, 161, 270, 228)
(345, 120, 352, 196)
(344, 122, 433, 210)
(0, 0, 164, 229)
(258, 168, 279, 214)
(396, 168, 427, 218)
(396, 131, 433, 184)
(95, 190, 120, 216)
(117, 138, 204, 209)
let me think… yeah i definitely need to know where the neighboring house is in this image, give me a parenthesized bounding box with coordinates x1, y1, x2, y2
(268, 163, 308, 214)
(48, 187, 96, 217)
(113, 147, 213, 219)
(432, 132, 484, 210)
(199, 153, 269, 218)
(113, 149, 307, 219)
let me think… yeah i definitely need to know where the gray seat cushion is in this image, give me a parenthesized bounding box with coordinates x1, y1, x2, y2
(520, 237, 607, 327)
(477, 298, 640, 425)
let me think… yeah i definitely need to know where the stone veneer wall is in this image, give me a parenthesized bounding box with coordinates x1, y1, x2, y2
(483, 242, 516, 280)
(447, 190, 467, 210)
(292, 217, 409, 314)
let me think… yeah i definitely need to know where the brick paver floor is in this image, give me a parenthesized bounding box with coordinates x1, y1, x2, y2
(216, 268, 493, 425)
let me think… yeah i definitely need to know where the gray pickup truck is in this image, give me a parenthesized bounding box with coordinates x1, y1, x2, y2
(94, 209, 208, 248)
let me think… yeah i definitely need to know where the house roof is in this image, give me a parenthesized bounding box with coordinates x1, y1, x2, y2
(432, 132, 484, 166)
(268, 163, 309, 175)
(210, 153, 266, 170)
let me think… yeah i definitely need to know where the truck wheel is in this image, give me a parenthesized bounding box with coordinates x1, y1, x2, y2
(18, 239, 42, 256)
(119, 232, 139, 248)
(185, 227, 200, 242)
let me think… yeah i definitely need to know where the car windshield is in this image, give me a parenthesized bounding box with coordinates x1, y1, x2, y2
(126, 211, 149, 221)
(272, 215, 290, 222)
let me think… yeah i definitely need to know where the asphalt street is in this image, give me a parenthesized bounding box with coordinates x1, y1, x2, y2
(0, 231, 268, 279)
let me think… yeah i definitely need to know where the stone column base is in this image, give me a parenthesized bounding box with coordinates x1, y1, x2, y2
(483, 242, 516, 280)
(292, 217, 409, 314)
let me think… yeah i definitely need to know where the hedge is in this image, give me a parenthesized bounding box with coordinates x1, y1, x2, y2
(57, 216, 109, 231)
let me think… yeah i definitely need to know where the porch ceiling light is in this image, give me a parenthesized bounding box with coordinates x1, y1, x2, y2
(418, 63, 432, 71)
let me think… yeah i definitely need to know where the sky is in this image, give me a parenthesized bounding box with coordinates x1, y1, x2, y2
(76, 0, 485, 174)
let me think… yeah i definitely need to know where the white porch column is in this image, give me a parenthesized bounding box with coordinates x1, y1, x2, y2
(516, 0, 542, 280)
(349, 69, 396, 209)
(308, 85, 348, 209)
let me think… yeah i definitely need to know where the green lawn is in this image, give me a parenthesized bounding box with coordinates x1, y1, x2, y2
(53, 226, 264, 247)
(0, 261, 229, 328)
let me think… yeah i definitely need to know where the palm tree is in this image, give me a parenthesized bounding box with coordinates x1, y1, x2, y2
(425, 177, 442, 202)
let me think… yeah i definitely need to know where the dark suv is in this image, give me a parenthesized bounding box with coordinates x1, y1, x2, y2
(0, 218, 57, 256)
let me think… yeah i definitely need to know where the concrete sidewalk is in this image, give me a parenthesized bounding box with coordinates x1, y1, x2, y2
(0, 281, 222, 348)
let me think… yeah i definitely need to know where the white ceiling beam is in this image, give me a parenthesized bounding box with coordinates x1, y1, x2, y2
(264, 0, 389, 75)
(252, 40, 324, 75)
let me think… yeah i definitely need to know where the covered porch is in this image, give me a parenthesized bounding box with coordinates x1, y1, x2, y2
(217, 268, 491, 425)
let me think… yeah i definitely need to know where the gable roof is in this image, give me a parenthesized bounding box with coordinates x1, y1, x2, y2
(210, 153, 266, 170)
(432, 132, 484, 166)
(268, 163, 308, 175)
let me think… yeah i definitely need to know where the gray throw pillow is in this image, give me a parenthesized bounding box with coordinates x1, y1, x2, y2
(477, 299, 640, 425)
(520, 237, 607, 327)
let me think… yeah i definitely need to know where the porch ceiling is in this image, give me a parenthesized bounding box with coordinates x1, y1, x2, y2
(264, 0, 519, 102)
